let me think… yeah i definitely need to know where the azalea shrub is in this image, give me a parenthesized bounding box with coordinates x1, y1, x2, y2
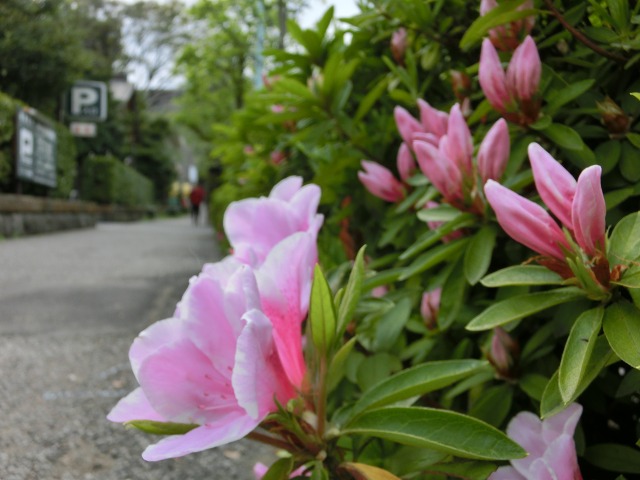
(110, 1, 640, 479)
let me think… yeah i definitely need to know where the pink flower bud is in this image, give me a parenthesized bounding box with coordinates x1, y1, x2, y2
(444, 104, 474, 176)
(597, 96, 631, 134)
(271, 104, 285, 113)
(481, 0, 535, 52)
(412, 131, 439, 147)
(270, 150, 287, 165)
(506, 36, 541, 102)
(572, 166, 606, 256)
(394, 106, 425, 146)
(396, 142, 416, 182)
(420, 287, 442, 330)
(479, 39, 511, 113)
(358, 160, 405, 202)
(414, 140, 463, 205)
(477, 119, 510, 183)
(390, 27, 408, 65)
(417, 99, 449, 138)
(371, 285, 389, 298)
(488, 328, 519, 378)
(484, 180, 570, 260)
(528, 143, 576, 229)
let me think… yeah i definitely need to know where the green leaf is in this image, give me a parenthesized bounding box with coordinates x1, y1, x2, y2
(337, 246, 366, 338)
(585, 444, 640, 474)
(464, 226, 497, 285)
(627, 132, 640, 149)
(612, 265, 640, 288)
(481, 265, 563, 287)
(124, 420, 198, 436)
(316, 6, 334, 38)
(273, 78, 317, 101)
(558, 307, 604, 402)
(541, 335, 614, 417)
(541, 124, 585, 150)
(603, 300, 640, 369)
(309, 264, 337, 354)
(609, 212, 640, 264)
(438, 258, 468, 330)
(545, 79, 595, 115)
(620, 141, 640, 181)
(355, 76, 390, 121)
(356, 353, 402, 392)
(400, 213, 476, 260)
(327, 337, 357, 391)
(262, 457, 294, 480)
(343, 407, 526, 460)
(468, 385, 513, 428)
(372, 298, 412, 351)
(519, 374, 549, 402)
(416, 204, 461, 222)
(399, 238, 469, 281)
(352, 360, 488, 416)
(459, 0, 536, 51)
(616, 368, 640, 398)
(466, 288, 585, 331)
(425, 461, 498, 480)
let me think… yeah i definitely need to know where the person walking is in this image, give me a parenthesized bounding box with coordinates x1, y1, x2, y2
(189, 182, 205, 225)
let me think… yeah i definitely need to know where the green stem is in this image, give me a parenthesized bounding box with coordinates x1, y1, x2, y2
(246, 431, 292, 451)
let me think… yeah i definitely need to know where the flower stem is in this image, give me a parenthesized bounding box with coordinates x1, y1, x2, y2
(247, 431, 292, 451)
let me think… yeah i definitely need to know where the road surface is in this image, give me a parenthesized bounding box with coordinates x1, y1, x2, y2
(0, 217, 274, 480)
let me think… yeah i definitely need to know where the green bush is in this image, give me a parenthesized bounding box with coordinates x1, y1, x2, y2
(81, 155, 154, 207)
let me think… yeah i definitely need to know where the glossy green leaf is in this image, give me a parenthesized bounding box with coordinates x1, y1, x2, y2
(400, 213, 475, 260)
(262, 457, 294, 480)
(545, 79, 595, 114)
(559, 307, 604, 402)
(343, 407, 526, 460)
(372, 298, 412, 351)
(603, 300, 640, 369)
(352, 359, 488, 416)
(609, 212, 640, 263)
(612, 266, 640, 288)
(355, 76, 390, 121)
(519, 374, 549, 402)
(468, 385, 513, 428)
(337, 246, 366, 337)
(399, 238, 469, 280)
(466, 288, 585, 331)
(327, 337, 357, 391)
(416, 204, 461, 222)
(425, 461, 497, 480)
(124, 420, 198, 436)
(541, 336, 614, 417)
(481, 265, 563, 287)
(438, 258, 467, 330)
(585, 444, 640, 474)
(309, 264, 336, 354)
(541, 124, 584, 150)
(620, 141, 640, 182)
(464, 226, 497, 285)
(616, 368, 640, 398)
(356, 353, 402, 392)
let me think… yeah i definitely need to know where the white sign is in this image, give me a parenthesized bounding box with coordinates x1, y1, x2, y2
(15, 108, 57, 188)
(70, 122, 97, 137)
(68, 81, 107, 121)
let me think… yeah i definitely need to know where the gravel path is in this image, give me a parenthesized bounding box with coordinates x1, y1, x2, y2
(0, 217, 275, 479)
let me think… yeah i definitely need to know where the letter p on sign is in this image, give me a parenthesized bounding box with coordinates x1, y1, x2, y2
(68, 81, 107, 121)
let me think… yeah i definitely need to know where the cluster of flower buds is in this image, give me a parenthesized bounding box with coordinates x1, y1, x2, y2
(485, 143, 612, 298)
(479, 35, 542, 126)
(480, 0, 535, 52)
(402, 102, 510, 214)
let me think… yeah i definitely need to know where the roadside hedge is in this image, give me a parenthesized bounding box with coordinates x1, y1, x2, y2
(81, 155, 154, 207)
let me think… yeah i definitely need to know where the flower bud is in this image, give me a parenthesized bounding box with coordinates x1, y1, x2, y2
(397, 142, 416, 182)
(420, 287, 442, 330)
(358, 160, 405, 202)
(477, 119, 510, 183)
(488, 327, 519, 378)
(597, 96, 631, 134)
(390, 28, 408, 65)
(506, 36, 541, 102)
(450, 70, 472, 102)
(480, 0, 535, 52)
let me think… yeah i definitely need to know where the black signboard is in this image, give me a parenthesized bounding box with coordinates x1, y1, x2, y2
(15, 107, 57, 188)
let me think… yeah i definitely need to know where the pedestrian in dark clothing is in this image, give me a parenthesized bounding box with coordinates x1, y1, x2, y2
(189, 184, 205, 225)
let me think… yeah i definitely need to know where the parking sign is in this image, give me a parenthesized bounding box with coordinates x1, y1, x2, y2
(67, 81, 107, 121)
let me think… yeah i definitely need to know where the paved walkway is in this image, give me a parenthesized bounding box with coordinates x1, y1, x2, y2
(0, 217, 274, 479)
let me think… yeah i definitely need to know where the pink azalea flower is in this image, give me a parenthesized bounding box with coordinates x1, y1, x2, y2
(394, 106, 426, 146)
(506, 36, 542, 103)
(442, 104, 474, 177)
(417, 99, 449, 138)
(414, 139, 464, 205)
(224, 176, 324, 267)
(390, 27, 408, 65)
(358, 160, 405, 202)
(108, 233, 317, 461)
(489, 404, 583, 480)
